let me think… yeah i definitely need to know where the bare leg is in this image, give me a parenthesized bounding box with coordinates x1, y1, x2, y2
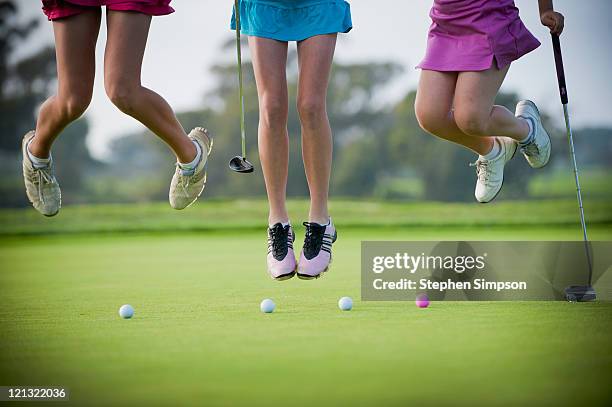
(416, 65, 530, 155)
(103, 11, 195, 163)
(454, 65, 529, 142)
(248, 37, 290, 225)
(30, 11, 101, 158)
(415, 70, 493, 155)
(296, 34, 336, 224)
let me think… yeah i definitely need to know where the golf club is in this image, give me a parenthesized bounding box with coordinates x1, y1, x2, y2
(229, 0, 254, 174)
(551, 33, 596, 302)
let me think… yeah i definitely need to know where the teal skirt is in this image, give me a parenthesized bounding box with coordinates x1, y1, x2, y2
(231, 0, 352, 42)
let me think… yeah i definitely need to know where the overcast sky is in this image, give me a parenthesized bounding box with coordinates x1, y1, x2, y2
(16, 0, 612, 159)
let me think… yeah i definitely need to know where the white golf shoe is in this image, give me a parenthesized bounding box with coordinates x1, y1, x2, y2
(169, 128, 213, 210)
(516, 100, 551, 169)
(472, 137, 517, 203)
(21, 131, 61, 217)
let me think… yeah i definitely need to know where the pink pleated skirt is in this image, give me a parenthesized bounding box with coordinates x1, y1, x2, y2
(42, 0, 174, 21)
(418, 0, 540, 72)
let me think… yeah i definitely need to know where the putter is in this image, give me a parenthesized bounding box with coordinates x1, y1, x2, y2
(551, 33, 596, 302)
(229, 0, 254, 174)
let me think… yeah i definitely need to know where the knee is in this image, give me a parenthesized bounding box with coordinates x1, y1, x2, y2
(415, 103, 445, 136)
(59, 91, 91, 121)
(297, 96, 326, 128)
(454, 109, 489, 137)
(259, 98, 288, 131)
(104, 76, 139, 114)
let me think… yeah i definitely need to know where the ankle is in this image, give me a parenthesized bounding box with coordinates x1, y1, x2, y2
(27, 138, 51, 159)
(177, 140, 201, 175)
(308, 213, 330, 225)
(177, 139, 198, 164)
(480, 138, 501, 160)
(475, 138, 495, 157)
(269, 213, 289, 226)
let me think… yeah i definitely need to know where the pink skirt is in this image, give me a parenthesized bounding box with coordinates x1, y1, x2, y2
(418, 0, 540, 72)
(42, 0, 174, 20)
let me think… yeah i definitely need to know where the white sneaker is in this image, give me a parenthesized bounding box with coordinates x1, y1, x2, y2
(21, 131, 61, 217)
(169, 128, 213, 210)
(516, 100, 551, 169)
(473, 137, 517, 203)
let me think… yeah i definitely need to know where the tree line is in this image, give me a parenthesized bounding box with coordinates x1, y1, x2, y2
(1, 0, 609, 207)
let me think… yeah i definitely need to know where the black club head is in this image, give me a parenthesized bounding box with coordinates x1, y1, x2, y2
(229, 156, 254, 173)
(565, 285, 596, 302)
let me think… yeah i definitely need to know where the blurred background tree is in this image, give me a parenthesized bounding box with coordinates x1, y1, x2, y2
(0, 0, 54, 152)
(0, 0, 609, 207)
(0, 0, 100, 207)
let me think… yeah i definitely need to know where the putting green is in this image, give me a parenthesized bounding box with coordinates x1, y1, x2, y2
(0, 200, 612, 406)
(1, 201, 611, 405)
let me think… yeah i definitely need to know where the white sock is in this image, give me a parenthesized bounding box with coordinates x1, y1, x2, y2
(177, 140, 202, 174)
(481, 139, 501, 160)
(314, 218, 331, 227)
(519, 118, 535, 145)
(27, 141, 51, 169)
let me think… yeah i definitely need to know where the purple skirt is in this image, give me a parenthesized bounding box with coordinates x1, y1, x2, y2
(42, 0, 174, 20)
(418, 0, 540, 72)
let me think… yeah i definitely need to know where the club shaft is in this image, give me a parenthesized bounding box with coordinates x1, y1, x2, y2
(235, 0, 246, 158)
(562, 105, 593, 284)
(552, 33, 593, 285)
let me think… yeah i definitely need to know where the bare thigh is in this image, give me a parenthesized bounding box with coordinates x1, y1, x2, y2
(103, 11, 151, 88)
(248, 36, 289, 122)
(31, 10, 100, 156)
(453, 65, 509, 128)
(415, 69, 495, 154)
(54, 11, 100, 102)
(415, 69, 457, 132)
(296, 34, 337, 114)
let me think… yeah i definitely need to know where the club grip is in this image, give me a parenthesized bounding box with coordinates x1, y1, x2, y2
(551, 33, 568, 105)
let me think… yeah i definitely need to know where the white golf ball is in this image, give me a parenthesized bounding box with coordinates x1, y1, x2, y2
(118, 304, 134, 319)
(338, 296, 353, 311)
(260, 299, 276, 313)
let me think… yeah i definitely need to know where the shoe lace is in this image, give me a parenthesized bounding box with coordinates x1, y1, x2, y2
(470, 160, 489, 184)
(302, 222, 326, 259)
(521, 140, 540, 157)
(30, 166, 55, 205)
(268, 224, 290, 259)
(175, 164, 192, 196)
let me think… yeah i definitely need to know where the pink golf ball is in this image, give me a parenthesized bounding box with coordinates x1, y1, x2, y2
(415, 294, 430, 308)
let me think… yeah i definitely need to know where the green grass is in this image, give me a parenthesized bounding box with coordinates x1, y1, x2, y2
(1, 201, 611, 405)
(0, 198, 611, 236)
(529, 168, 612, 199)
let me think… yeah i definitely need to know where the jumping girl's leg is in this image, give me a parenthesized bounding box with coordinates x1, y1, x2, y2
(415, 70, 494, 155)
(22, 10, 99, 216)
(455, 65, 552, 169)
(30, 10, 100, 158)
(248, 36, 290, 225)
(103, 11, 196, 163)
(450, 65, 527, 203)
(453, 65, 530, 142)
(249, 37, 297, 281)
(294, 34, 338, 280)
(416, 65, 533, 203)
(296, 34, 336, 224)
